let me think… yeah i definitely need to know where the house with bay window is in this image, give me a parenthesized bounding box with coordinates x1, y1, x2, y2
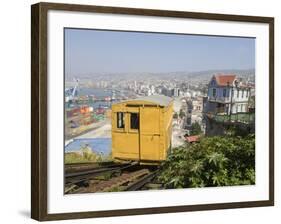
(205, 74, 251, 115)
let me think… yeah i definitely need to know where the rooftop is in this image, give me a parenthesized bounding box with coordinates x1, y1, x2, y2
(213, 74, 237, 86)
(113, 95, 173, 107)
(130, 95, 173, 107)
(185, 135, 200, 143)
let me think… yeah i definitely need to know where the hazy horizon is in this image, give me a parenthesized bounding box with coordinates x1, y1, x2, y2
(65, 28, 255, 78)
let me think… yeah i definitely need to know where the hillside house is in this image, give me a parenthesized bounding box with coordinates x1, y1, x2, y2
(205, 74, 251, 115)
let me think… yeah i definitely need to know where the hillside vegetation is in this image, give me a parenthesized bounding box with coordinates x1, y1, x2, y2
(158, 134, 255, 188)
(65, 147, 111, 164)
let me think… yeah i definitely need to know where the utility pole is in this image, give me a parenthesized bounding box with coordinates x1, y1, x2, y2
(247, 87, 251, 123)
(228, 82, 233, 122)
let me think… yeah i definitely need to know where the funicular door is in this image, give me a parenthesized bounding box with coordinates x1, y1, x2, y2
(126, 107, 140, 161)
(139, 106, 160, 161)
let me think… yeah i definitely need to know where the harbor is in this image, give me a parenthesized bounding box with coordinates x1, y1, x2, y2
(64, 82, 190, 161)
(64, 80, 142, 160)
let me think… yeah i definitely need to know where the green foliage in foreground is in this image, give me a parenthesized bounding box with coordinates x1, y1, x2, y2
(190, 122, 202, 135)
(158, 134, 255, 188)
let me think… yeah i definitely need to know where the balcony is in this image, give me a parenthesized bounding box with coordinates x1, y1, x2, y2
(205, 112, 255, 124)
(209, 96, 249, 104)
(208, 96, 231, 103)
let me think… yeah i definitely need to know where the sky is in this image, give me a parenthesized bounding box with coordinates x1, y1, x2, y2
(65, 28, 255, 77)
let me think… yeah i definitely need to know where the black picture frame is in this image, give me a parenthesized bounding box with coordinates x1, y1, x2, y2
(31, 2, 274, 221)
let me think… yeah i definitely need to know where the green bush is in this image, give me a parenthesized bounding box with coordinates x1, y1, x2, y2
(173, 113, 179, 119)
(158, 134, 255, 188)
(190, 122, 202, 135)
(179, 109, 185, 119)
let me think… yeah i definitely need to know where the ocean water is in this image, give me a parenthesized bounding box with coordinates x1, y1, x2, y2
(65, 138, 112, 156)
(66, 87, 137, 109)
(78, 88, 113, 97)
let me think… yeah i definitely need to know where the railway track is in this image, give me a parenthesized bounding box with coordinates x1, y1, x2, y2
(65, 162, 132, 176)
(65, 163, 136, 185)
(64, 162, 160, 194)
(124, 170, 158, 191)
(65, 161, 116, 173)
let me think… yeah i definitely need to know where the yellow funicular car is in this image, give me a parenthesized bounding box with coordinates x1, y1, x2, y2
(111, 95, 173, 164)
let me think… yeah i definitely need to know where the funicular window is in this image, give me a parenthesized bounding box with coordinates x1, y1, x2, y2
(117, 112, 125, 129)
(130, 113, 139, 130)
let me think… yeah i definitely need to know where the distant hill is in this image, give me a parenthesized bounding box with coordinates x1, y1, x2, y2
(187, 69, 255, 78)
(66, 69, 255, 82)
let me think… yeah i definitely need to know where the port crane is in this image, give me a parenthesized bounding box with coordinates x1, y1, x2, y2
(65, 78, 79, 103)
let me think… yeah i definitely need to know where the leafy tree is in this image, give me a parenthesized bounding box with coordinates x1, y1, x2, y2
(179, 109, 185, 119)
(190, 122, 202, 135)
(158, 134, 255, 188)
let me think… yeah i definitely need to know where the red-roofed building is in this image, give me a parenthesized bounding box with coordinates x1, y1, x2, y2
(205, 74, 251, 115)
(213, 74, 236, 86)
(185, 135, 200, 143)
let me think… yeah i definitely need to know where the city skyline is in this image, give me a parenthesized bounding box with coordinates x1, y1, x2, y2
(65, 28, 255, 78)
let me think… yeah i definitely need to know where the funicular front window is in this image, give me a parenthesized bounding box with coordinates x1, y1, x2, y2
(117, 112, 125, 128)
(130, 113, 139, 130)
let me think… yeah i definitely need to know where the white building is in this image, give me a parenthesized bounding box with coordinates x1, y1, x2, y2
(172, 88, 180, 97)
(206, 74, 251, 115)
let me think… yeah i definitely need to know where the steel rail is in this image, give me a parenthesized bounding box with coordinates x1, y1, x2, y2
(65, 162, 127, 174)
(65, 162, 137, 184)
(124, 170, 158, 191)
(75, 168, 150, 193)
(65, 161, 115, 167)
